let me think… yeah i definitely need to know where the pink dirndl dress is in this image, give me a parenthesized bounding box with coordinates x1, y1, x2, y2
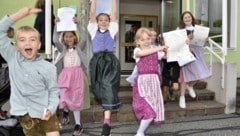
(132, 52, 165, 123)
(58, 66, 84, 111)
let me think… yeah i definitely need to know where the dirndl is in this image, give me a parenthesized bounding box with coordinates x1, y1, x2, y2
(181, 44, 211, 82)
(58, 66, 84, 111)
(89, 52, 122, 110)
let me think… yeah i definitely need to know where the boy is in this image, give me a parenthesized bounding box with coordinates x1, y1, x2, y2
(0, 7, 61, 136)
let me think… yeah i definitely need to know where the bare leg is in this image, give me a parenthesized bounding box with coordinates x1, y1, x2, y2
(162, 86, 169, 102)
(172, 82, 179, 91)
(104, 110, 111, 122)
(46, 131, 60, 136)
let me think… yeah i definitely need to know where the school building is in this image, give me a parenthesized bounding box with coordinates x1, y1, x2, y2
(0, 0, 240, 121)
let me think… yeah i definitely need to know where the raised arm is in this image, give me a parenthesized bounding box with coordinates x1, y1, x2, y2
(77, 24, 87, 50)
(111, 0, 117, 22)
(89, 0, 96, 23)
(10, 7, 41, 22)
(53, 26, 64, 52)
(53, 17, 64, 52)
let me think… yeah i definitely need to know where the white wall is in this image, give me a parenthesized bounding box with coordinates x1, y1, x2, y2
(206, 62, 237, 114)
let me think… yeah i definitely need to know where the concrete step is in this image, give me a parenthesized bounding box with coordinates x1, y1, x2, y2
(90, 88, 215, 105)
(58, 81, 222, 124)
(90, 80, 210, 106)
(62, 100, 225, 124)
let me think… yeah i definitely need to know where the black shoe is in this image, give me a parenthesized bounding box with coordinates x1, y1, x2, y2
(61, 111, 70, 125)
(101, 124, 111, 136)
(72, 124, 83, 136)
(0, 110, 8, 120)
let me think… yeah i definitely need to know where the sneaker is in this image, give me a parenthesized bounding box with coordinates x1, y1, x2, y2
(101, 124, 111, 136)
(61, 111, 70, 125)
(186, 85, 196, 98)
(179, 96, 186, 109)
(135, 132, 144, 136)
(72, 124, 83, 136)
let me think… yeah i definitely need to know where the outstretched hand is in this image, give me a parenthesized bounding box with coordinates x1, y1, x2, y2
(162, 45, 169, 52)
(10, 7, 42, 22)
(41, 109, 52, 121)
(73, 16, 80, 24)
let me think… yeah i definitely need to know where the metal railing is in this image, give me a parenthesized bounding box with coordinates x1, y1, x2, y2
(204, 35, 226, 88)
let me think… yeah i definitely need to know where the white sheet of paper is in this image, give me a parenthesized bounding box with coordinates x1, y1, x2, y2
(163, 29, 188, 62)
(57, 7, 77, 32)
(191, 25, 210, 46)
(177, 44, 196, 66)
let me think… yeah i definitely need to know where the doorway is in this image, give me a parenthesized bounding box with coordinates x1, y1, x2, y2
(118, 0, 181, 73)
(119, 15, 158, 72)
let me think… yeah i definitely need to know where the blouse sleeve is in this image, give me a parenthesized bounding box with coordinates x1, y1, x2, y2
(133, 47, 141, 62)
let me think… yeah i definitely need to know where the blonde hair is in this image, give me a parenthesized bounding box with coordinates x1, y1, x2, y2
(15, 26, 40, 41)
(134, 27, 152, 47)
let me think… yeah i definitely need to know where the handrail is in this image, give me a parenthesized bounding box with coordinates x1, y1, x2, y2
(204, 35, 226, 88)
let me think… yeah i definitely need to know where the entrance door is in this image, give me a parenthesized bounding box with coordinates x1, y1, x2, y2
(119, 15, 158, 72)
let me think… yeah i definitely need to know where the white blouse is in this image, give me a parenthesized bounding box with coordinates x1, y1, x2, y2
(63, 48, 81, 67)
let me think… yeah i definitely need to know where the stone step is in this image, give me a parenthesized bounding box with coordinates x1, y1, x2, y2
(90, 89, 215, 105)
(59, 80, 219, 124)
(62, 100, 225, 124)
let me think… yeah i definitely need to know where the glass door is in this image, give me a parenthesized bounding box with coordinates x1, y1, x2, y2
(160, 0, 182, 34)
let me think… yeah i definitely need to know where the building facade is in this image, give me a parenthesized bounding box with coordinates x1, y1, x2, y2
(0, 0, 239, 77)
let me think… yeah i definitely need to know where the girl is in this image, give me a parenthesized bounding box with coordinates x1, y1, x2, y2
(53, 16, 89, 136)
(87, 0, 121, 135)
(178, 11, 211, 108)
(133, 27, 167, 136)
(126, 27, 161, 86)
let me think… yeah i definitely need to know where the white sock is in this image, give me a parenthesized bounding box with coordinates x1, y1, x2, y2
(136, 118, 153, 136)
(63, 107, 69, 112)
(73, 110, 81, 125)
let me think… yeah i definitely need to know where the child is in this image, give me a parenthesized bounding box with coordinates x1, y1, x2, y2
(178, 11, 211, 108)
(126, 28, 161, 86)
(0, 7, 61, 136)
(53, 14, 89, 135)
(160, 32, 180, 102)
(133, 27, 167, 136)
(87, 0, 121, 135)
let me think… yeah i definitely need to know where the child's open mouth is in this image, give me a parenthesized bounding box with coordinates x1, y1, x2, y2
(25, 48, 33, 55)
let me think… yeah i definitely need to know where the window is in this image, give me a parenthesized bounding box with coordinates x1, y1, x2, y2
(160, 0, 182, 33)
(195, 0, 237, 48)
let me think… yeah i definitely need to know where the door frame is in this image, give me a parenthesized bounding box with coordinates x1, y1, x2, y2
(119, 14, 158, 71)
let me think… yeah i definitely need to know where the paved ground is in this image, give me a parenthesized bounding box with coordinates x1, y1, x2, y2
(60, 113, 240, 136)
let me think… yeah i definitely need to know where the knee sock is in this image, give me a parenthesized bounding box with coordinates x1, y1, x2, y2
(136, 118, 153, 135)
(104, 118, 111, 126)
(73, 110, 81, 125)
